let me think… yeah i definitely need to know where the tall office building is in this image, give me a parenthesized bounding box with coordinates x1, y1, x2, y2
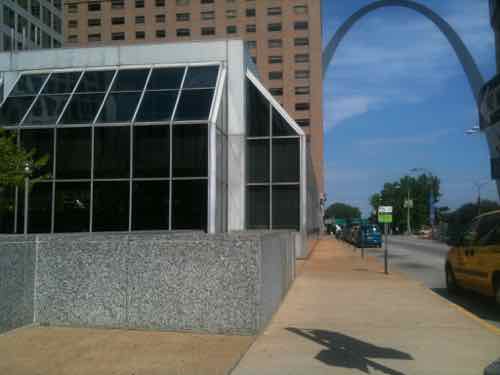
(0, 0, 64, 51)
(63, 0, 324, 191)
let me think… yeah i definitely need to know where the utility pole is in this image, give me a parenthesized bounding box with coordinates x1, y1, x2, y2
(474, 180, 489, 216)
(406, 184, 411, 235)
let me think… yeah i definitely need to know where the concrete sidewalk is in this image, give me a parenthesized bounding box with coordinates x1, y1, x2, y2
(233, 238, 500, 375)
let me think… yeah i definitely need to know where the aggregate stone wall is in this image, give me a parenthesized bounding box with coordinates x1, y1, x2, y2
(0, 231, 295, 335)
(0, 237, 36, 333)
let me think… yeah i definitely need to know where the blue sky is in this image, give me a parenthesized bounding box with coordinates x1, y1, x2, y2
(322, 0, 498, 216)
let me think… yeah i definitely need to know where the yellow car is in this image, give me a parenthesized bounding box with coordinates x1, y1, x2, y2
(445, 210, 500, 305)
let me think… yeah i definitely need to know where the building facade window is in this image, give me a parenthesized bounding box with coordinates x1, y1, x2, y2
(201, 0, 214, 3)
(42, 7, 51, 27)
(156, 0, 166, 6)
(156, 29, 166, 38)
(177, 13, 190, 21)
(201, 27, 215, 36)
(136, 31, 145, 39)
(246, 8, 255, 17)
(226, 25, 237, 34)
(295, 102, 309, 111)
(176, 0, 190, 5)
(176, 28, 190, 37)
(156, 14, 166, 23)
(294, 38, 309, 46)
(267, 7, 282, 16)
(226, 9, 237, 18)
(136, 16, 145, 24)
(294, 5, 308, 15)
(88, 33, 101, 42)
(269, 71, 283, 80)
(268, 39, 282, 48)
(67, 3, 78, 14)
(135, 0, 145, 8)
(201, 11, 215, 20)
(268, 55, 282, 64)
(88, 2, 101, 11)
(267, 23, 281, 32)
(295, 70, 309, 79)
(112, 32, 125, 40)
(246, 24, 256, 33)
(295, 53, 309, 63)
(111, 0, 125, 9)
(246, 40, 256, 49)
(112, 17, 125, 25)
(67, 35, 78, 43)
(68, 20, 78, 28)
(269, 88, 283, 96)
(295, 86, 310, 95)
(88, 19, 101, 27)
(294, 21, 308, 30)
(296, 119, 309, 127)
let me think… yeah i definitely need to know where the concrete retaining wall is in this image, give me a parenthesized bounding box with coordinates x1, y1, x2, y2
(0, 231, 295, 335)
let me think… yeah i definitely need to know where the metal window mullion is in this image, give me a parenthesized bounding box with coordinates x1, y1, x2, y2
(131, 67, 153, 124)
(89, 123, 95, 232)
(18, 72, 51, 126)
(168, 66, 188, 230)
(269, 103, 273, 231)
(50, 127, 56, 233)
(92, 69, 118, 125)
(13, 127, 20, 233)
(55, 70, 84, 125)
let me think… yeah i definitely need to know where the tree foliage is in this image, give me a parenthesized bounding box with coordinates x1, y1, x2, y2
(325, 202, 361, 220)
(369, 174, 441, 232)
(0, 129, 49, 188)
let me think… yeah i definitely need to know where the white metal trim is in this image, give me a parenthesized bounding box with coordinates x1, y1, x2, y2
(209, 65, 227, 124)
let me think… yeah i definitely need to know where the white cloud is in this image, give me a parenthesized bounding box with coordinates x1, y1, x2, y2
(356, 128, 453, 147)
(325, 95, 382, 129)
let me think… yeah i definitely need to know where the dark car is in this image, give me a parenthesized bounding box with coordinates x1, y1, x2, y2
(355, 224, 382, 248)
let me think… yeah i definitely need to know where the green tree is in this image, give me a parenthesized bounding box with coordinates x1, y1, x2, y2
(0, 129, 48, 187)
(325, 202, 361, 221)
(369, 174, 441, 232)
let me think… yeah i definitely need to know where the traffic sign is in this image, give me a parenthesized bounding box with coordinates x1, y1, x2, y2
(403, 199, 413, 208)
(378, 206, 393, 223)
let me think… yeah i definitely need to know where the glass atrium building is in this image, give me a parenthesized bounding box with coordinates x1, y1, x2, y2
(0, 41, 320, 254)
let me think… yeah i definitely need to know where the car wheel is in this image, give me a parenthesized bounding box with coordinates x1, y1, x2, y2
(446, 264, 460, 294)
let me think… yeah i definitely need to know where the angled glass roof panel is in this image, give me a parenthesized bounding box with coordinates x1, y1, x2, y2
(97, 92, 142, 123)
(147, 67, 185, 90)
(111, 69, 149, 92)
(174, 89, 214, 121)
(246, 79, 270, 137)
(0, 96, 36, 125)
(272, 108, 297, 136)
(135, 90, 178, 123)
(10, 74, 48, 96)
(59, 93, 105, 125)
(183, 66, 219, 89)
(76, 70, 115, 93)
(42, 72, 82, 94)
(23, 94, 70, 126)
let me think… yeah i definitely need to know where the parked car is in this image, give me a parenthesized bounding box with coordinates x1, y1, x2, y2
(445, 210, 500, 306)
(355, 224, 382, 248)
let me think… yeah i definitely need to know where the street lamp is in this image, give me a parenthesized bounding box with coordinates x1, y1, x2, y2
(23, 161, 32, 236)
(474, 179, 490, 216)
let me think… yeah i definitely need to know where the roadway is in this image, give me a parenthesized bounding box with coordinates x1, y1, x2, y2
(360, 235, 500, 329)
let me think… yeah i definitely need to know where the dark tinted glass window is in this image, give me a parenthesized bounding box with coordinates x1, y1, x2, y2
(0, 96, 36, 125)
(21, 129, 54, 176)
(272, 108, 296, 136)
(147, 67, 185, 90)
(93, 182, 129, 231)
(19, 182, 52, 233)
(60, 93, 105, 124)
(42, 72, 81, 94)
(174, 89, 213, 121)
(172, 180, 207, 230)
(247, 186, 269, 229)
(23, 94, 70, 125)
(0, 186, 15, 233)
(111, 69, 149, 91)
(183, 66, 219, 88)
(56, 127, 91, 178)
(54, 182, 90, 232)
(132, 181, 169, 230)
(11, 74, 48, 96)
(133, 125, 169, 177)
(247, 139, 269, 183)
(136, 91, 178, 122)
(97, 92, 141, 123)
(272, 185, 299, 230)
(246, 80, 270, 136)
(94, 126, 130, 178)
(76, 70, 115, 92)
(172, 125, 207, 177)
(272, 138, 299, 183)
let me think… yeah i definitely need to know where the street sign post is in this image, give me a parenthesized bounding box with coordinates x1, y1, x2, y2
(378, 206, 393, 275)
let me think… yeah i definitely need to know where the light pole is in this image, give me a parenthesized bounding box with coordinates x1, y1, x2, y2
(23, 161, 32, 236)
(474, 180, 490, 216)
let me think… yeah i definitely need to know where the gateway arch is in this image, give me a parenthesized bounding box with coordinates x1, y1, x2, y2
(322, 0, 500, 195)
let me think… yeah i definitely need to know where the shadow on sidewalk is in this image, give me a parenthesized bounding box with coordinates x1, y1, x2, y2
(287, 328, 413, 375)
(431, 288, 500, 324)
